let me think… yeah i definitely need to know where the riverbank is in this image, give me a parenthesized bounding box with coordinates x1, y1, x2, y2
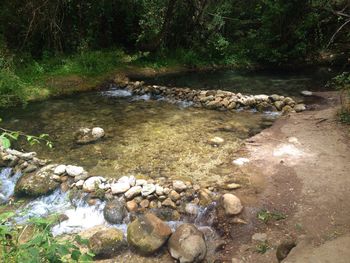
(219, 91, 350, 262)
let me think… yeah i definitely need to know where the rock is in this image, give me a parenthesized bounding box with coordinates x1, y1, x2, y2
(128, 175, 136, 187)
(103, 199, 127, 224)
(221, 194, 243, 215)
(140, 199, 150, 209)
(282, 105, 293, 115)
(162, 198, 177, 209)
(23, 164, 37, 174)
(274, 100, 285, 111)
(124, 186, 142, 199)
(270, 94, 282, 102)
(199, 189, 212, 206)
(111, 182, 130, 194)
(91, 127, 105, 139)
(168, 224, 206, 263)
(173, 180, 187, 192)
(136, 179, 147, 186)
(75, 180, 84, 188)
(15, 165, 60, 197)
(141, 184, 156, 197)
(127, 213, 172, 255)
(75, 127, 105, 144)
(276, 240, 296, 262)
(83, 176, 105, 192)
(155, 184, 164, 196)
(54, 165, 67, 175)
(223, 183, 241, 190)
(126, 200, 138, 212)
(89, 227, 125, 257)
(252, 233, 268, 242)
(150, 208, 181, 221)
(65, 165, 85, 177)
(301, 90, 313, 96)
(209, 137, 225, 146)
(169, 190, 181, 201)
(283, 97, 295, 106)
(294, 103, 306, 112)
(185, 203, 200, 216)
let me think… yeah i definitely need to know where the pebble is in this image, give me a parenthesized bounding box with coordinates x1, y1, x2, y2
(140, 199, 150, 209)
(172, 180, 187, 192)
(155, 184, 164, 196)
(135, 179, 147, 186)
(162, 198, 176, 209)
(66, 165, 85, 177)
(224, 183, 241, 190)
(169, 190, 181, 201)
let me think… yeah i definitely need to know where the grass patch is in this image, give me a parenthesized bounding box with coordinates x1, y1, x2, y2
(257, 209, 287, 223)
(255, 241, 270, 254)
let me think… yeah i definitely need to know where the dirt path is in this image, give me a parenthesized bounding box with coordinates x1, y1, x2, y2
(223, 92, 350, 262)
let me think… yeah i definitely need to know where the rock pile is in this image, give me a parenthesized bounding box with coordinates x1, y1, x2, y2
(115, 80, 306, 113)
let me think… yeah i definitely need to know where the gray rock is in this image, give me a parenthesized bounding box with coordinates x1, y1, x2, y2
(66, 165, 85, 177)
(103, 199, 127, 224)
(111, 182, 130, 194)
(141, 184, 156, 196)
(127, 213, 172, 255)
(173, 180, 187, 192)
(15, 165, 59, 197)
(221, 193, 243, 215)
(124, 186, 142, 199)
(91, 127, 105, 139)
(54, 164, 67, 175)
(23, 164, 37, 174)
(83, 176, 105, 192)
(168, 224, 207, 263)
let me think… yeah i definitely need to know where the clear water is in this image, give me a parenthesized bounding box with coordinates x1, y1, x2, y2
(136, 68, 332, 97)
(0, 89, 275, 185)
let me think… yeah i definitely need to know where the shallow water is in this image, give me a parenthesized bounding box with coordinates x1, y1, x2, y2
(0, 89, 275, 184)
(137, 68, 331, 97)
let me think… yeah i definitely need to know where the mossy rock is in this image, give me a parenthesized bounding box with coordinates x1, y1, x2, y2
(14, 165, 60, 197)
(127, 213, 172, 255)
(89, 228, 125, 258)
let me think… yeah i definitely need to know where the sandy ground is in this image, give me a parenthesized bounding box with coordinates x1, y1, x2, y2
(219, 91, 350, 262)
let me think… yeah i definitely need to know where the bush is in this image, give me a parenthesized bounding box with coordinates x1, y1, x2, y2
(0, 212, 94, 262)
(0, 68, 27, 107)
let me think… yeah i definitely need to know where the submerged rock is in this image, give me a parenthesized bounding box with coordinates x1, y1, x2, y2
(89, 227, 125, 257)
(168, 224, 207, 263)
(15, 165, 60, 197)
(127, 213, 172, 255)
(75, 127, 105, 145)
(221, 193, 243, 215)
(103, 199, 127, 224)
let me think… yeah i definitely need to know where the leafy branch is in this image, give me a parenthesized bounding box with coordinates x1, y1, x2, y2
(0, 118, 53, 149)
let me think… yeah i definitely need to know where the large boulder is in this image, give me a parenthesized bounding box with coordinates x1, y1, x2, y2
(74, 127, 105, 145)
(103, 199, 127, 224)
(127, 213, 172, 255)
(88, 227, 125, 257)
(15, 165, 60, 197)
(168, 224, 207, 263)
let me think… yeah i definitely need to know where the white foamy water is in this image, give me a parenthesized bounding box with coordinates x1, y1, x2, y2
(132, 94, 151, 101)
(101, 89, 133, 97)
(0, 168, 22, 203)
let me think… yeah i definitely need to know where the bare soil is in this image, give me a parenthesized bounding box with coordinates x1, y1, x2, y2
(216, 91, 350, 262)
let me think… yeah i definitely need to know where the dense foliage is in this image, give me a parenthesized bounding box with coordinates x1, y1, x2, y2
(0, 0, 349, 106)
(0, 212, 93, 262)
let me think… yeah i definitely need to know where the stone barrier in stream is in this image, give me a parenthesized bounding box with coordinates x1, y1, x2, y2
(114, 79, 306, 113)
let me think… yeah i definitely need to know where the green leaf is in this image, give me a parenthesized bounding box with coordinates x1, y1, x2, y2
(0, 136, 11, 149)
(71, 249, 82, 261)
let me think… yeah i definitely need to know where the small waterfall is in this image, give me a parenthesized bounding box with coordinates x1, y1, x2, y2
(101, 88, 132, 97)
(0, 168, 22, 203)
